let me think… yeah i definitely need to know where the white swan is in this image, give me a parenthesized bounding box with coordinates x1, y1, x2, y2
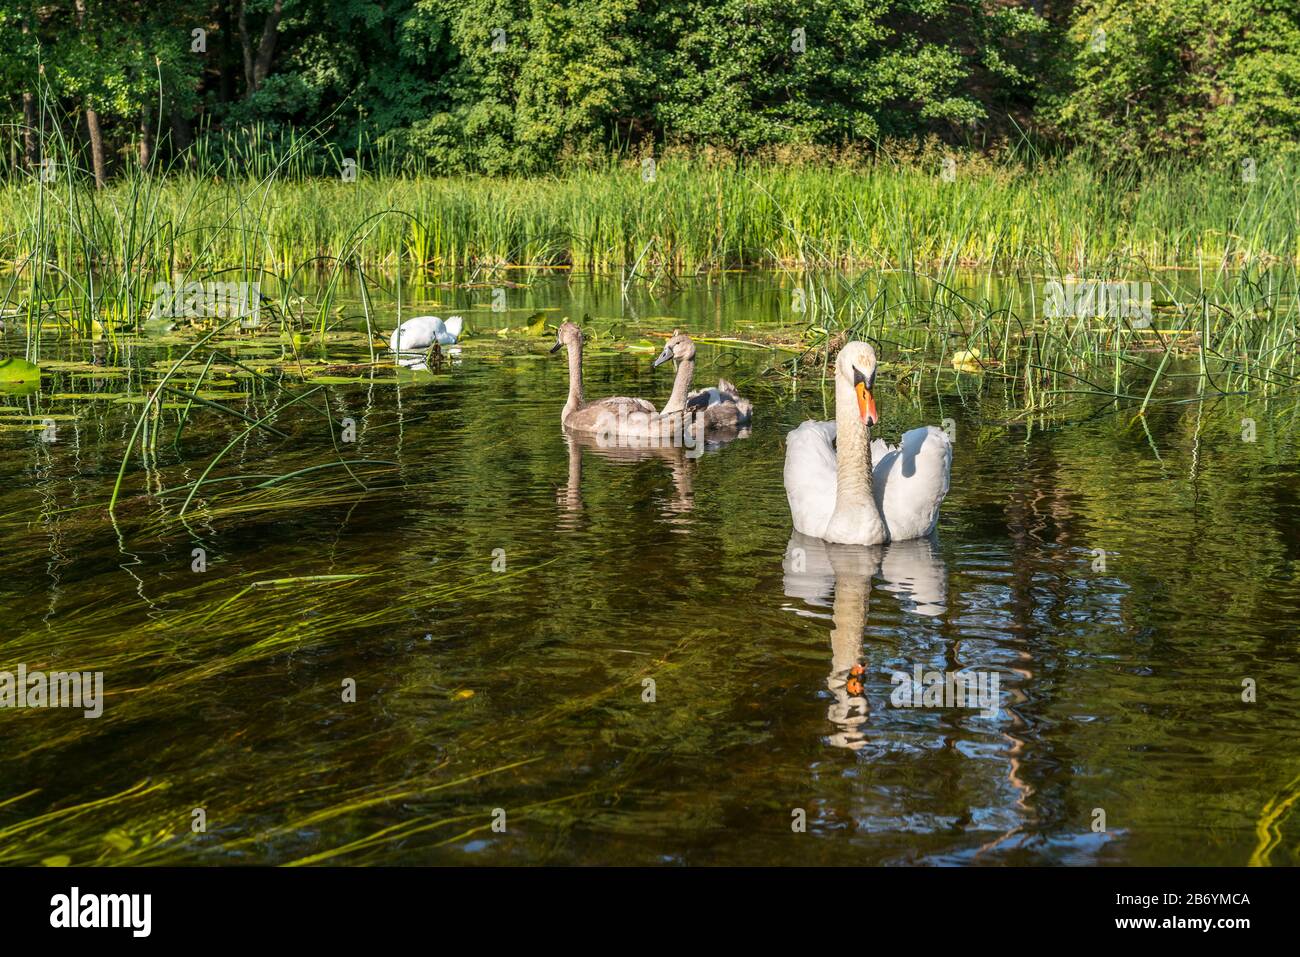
(389, 315, 464, 352)
(784, 341, 952, 546)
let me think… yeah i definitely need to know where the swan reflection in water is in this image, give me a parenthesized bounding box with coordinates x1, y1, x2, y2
(394, 343, 461, 371)
(558, 422, 751, 524)
(782, 530, 947, 751)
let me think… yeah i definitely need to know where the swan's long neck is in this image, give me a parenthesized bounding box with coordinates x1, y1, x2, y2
(827, 371, 887, 542)
(563, 339, 584, 423)
(660, 355, 695, 415)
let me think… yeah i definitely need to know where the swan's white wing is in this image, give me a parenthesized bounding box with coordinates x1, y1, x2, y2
(874, 425, 952, 542)
(878, 537, 947, 616)
(390, 315, 439, 352)
(438, 315, 464, 343)
(784, 420, 838, 538)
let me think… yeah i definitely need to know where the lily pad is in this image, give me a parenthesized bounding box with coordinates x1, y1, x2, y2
(302, 374, 367, 384)
(39, 360, 129, 373)
(0, 356, 41, 384)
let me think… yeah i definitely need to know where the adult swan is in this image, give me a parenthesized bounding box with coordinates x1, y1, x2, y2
(784, 342, 952, 546)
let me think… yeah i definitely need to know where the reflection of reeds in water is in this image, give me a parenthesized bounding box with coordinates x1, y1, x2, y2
(0, 543, 643, 865)
(2, 419, 744, 865)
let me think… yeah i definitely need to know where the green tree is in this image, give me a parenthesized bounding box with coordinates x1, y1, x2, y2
(1047, 0, 1300, 163)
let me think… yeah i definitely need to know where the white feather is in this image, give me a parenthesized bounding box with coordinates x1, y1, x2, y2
(784, 421, 951, 543)
(389, 315, 463, 352)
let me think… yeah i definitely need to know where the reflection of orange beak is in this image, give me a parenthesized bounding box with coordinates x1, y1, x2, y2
(855, 381, 878, 426)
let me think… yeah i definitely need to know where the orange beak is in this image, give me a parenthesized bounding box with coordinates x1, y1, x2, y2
(855, 381, 878, 426)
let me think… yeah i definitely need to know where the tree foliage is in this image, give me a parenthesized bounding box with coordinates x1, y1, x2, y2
(1046, 0, 1300, 162)
(0, 0, 1295, 179)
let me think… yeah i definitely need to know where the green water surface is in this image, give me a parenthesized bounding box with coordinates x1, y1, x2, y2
(2, 272, 1298, 865)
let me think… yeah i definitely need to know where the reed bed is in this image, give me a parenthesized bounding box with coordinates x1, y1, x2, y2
(0, 155, 1297, 280)
(771, 256, 1300, 421)
(2, 147, 1298, 420)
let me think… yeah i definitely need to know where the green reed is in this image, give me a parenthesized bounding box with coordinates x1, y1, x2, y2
(2, 153, 1297, 279)
(3, 141, 1298, 417)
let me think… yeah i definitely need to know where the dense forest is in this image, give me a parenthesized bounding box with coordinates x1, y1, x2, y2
(1, 1, 1297, 180)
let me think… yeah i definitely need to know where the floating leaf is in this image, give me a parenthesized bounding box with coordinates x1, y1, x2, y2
(951, 348, 983, 373)
(0, 379, 38, 397)
(0, 356, 41, 384)
(302, 374, 376, 384)
(38, 360, 129, 373)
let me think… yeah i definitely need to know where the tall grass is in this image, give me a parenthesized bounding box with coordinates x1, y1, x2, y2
(0, 155, 1297, 278)
(2, 133, 1298, 416)
(781, 256, 1300, 418)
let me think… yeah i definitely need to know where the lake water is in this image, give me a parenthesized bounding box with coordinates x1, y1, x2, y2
(2, 271, 1298, 865)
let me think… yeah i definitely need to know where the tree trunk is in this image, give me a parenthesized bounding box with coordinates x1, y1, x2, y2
(238, 0, 283, 97)
(219, 4, 236, 103)
(22, 92, 39, 169)
(139, 105, 153, 171)
(238, 1, 254, 92)
(74, 0, 106, 187)
(170, 106, 193, 167)
(252, 0, 284, 89)
(85, 104, 107, 188)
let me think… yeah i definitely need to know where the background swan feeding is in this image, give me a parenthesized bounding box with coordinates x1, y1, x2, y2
(389, 315, 464, 353)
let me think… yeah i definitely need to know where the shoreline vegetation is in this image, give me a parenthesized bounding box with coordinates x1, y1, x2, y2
(0, 151, 1296, 276)
(1, 150, 1298, 421)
